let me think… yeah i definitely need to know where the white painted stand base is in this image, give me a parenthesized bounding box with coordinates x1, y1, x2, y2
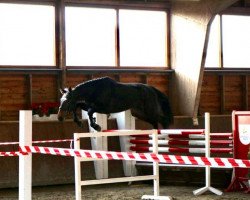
(193, 186, 223, 196)
(141, 195, 172, 200)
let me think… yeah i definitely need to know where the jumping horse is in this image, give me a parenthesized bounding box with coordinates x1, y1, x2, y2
(58, 77, 173, 131)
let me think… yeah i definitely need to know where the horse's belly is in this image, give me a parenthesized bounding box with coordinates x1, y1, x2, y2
(95, 102, 132, 114)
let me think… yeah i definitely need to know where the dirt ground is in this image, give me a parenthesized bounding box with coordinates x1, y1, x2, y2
(0, 183, 249, 200)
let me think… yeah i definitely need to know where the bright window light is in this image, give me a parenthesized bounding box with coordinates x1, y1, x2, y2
(222, 15, 250, 68)
(119, 10, 167, 67)
(0, 3, 55, 66)
(65, 7, 116, 66)
(205, 15, 220, 68)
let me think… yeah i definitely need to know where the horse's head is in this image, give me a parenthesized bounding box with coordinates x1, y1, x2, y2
(58, 87, 75, 122)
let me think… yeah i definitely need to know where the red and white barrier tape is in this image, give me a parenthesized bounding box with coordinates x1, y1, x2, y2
(0, 151, 28, 156)
(19, 145, 250, 168)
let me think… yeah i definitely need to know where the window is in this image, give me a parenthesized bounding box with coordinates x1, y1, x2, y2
(65, 7, 168, 67)
(205, 14, 250, 68)
(222, 15, 250, 68)
(65, 7, 116, 66)
(0, 3, 55, 66)
(119, 10, 167, 67)
(205, 15, 221, 68)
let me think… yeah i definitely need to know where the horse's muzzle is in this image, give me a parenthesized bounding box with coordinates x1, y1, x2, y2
(58, 116, 64, 122)
(57, 111, 65, 122)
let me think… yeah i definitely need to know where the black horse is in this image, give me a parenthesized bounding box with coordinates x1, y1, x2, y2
(58, 77, 173, 131)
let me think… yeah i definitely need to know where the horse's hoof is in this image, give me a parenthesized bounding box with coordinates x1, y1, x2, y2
(94, 124, 101, 132)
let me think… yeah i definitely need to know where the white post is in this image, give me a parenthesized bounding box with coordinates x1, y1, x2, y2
(205, 112, 211, 189)
(152, 130, 160, 196)
(74, 134, 82, 200)
(19, 110, 32, 200)
(82, 111, 108, 179)
(193, 112, 223, 196)
(142, 130, 172, 200)
(111, 110, 137, 177)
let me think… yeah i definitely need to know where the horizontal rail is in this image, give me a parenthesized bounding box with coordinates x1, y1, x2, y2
(74, 130, 157, 138)
(130, 146, 233, 154)
(81, 175, 157, 186)
(129, 139, 233, 146)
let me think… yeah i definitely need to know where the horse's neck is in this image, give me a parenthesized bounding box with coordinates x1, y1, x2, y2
(73, 84, 91, 100)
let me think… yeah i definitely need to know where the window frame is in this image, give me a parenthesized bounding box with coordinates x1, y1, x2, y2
(0, 0, 170, 70)
(206, 7, 250, 69)
(0, 0, 56, 68)
(64, 2, 170, 69)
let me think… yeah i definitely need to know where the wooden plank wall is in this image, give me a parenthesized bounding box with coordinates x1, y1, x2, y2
(0, 73, 170, 121)
(1, 71, 250, 121)
(199, 73, 248, 115)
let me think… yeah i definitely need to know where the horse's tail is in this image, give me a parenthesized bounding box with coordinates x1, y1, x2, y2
(151, 87, 174, 128)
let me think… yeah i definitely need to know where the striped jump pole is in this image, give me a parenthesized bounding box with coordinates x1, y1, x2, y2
(130, 139, 232, 146)
(130, 146, 233, 154)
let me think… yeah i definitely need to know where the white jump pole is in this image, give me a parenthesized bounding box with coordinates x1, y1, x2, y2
(19, 110, 32, 200)
(193, 112, 223, 196)
(111, 110, 137, 177)
(142, 131, 172, 200)
(74, 134, 82, 200)
(82, 111, 108, 179)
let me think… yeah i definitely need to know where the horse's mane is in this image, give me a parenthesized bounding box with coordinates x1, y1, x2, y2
(74, 77, 113, 91)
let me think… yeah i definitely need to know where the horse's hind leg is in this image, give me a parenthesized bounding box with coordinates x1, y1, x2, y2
(131, 109, 158, 129)
(87, 108, 101, 131)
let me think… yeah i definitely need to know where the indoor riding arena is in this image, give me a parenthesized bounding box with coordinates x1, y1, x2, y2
(0, 0, 250, 200)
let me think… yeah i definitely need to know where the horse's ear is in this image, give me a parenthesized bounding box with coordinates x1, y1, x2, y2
(69, 87, 72, 92)
(60, 88, 66, 94)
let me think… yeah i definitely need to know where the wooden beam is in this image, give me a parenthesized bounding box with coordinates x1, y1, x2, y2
(115, 9, 120, 67)
(170, 0, 238, 119)
(55, 0, 66, 88)
(26, 74, 32, 109)
(242, 75, 248, 110)
(219, 75, 225, 114)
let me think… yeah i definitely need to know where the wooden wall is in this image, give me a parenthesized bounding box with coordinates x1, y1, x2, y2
(0, 72, 170, 121)
(199, 71, 250, 115)
(1, 70, 250, 121)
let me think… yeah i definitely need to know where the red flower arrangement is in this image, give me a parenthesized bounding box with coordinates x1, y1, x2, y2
(31, 102, 59, 117)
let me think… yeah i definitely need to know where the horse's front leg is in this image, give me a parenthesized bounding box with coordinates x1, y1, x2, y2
(88, 108, 101, 131)
(73, 109, 83, 128)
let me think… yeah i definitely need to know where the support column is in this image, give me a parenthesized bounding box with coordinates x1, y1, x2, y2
(19, 110, 32, 200)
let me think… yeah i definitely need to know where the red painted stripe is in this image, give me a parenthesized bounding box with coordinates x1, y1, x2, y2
(174, 155, 185, 164)
(139, 153, 147, 161)
(150, 154, 160, 162)
(84, 151, 92, 158)
(214, 158, 226, 166)
(34, 146, 41, 153)
(130, 139, 232, 146)
(53, 148, 61, 155)
(200, 157, 211, 166)
(242, 160, 250, 167)
(117, 152, 125, 160)
(95, 152, 102, 159)
(168, 147, 189, 153)
(186, 156, 199, 165)
(63, 149, 71, 156)
(105, 152, 113, 160)
(74, 150, 81, 157)
(130, 146, 149, 152)
(127, 152, 135, 160)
